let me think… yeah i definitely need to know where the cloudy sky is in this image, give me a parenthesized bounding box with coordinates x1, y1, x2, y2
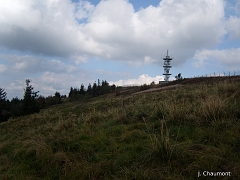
(0, 0, 240, 99)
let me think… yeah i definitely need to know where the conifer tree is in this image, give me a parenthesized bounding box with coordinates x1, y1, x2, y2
(0, 88, 10, 122)
(87, 83, 92, 94)
(92, 81, 98, 97)
(0, 88, 7, 101)
(22, 79, 40, 115)
(54, 92, 61, 104)
(69, 87, 74, 98)
(80, 84, 85, 95)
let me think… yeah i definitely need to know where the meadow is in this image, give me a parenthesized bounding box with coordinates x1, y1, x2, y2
(1, 77, 240, 179)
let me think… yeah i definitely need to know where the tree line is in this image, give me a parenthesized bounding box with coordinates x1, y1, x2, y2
(68, 79, 116, 99)
(0, 79, 116, 122)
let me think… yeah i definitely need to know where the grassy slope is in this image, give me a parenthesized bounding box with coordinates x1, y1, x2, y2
(1, 78, 240, 180)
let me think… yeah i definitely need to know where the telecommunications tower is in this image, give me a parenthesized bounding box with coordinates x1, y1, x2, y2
(163, 50, 172, 82)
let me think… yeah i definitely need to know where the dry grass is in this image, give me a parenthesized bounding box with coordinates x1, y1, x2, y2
(1, 78, 240, 179)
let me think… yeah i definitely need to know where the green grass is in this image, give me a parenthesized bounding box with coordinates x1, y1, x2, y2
(1, 78, 240, 179)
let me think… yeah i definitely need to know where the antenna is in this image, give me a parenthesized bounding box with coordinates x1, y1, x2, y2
(162, 50, 172, 82)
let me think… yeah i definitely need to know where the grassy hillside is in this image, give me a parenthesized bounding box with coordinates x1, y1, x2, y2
(1, 77, 240, 179)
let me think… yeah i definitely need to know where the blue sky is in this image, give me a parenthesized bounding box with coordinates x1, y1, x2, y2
(0, 0, 240, 99)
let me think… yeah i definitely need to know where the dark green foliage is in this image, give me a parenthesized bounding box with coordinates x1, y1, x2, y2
(68, 79, 115, 100)
(80, 84, 85, 95)
(1, 82, 65, 121)
(140, 84, 149, 91)
(87, 83, 92, 94)
(150, 81, 155, 86)
(10, 97, 23, 116)
(99, 80, 112, 95)
(0, 109, 11, 122)
(111, 84, 116, 92)
(45, 96, 61, 106)
(68, 87, 78, 98)
(0, 88, 10, 122)
(22, 79, 40, 115)
(0, 88, 7, 101)
(92, 81, 98, 97)
(175, 73, 183, 80)
(43, 92, 65, 107)
(28, 92, 63, 109)
(36, 95, 45, 109)
(55, 92, 61, 99)
(0, 88, 8, 111)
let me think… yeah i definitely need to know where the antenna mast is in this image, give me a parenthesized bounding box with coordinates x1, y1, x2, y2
(163, 50, 172, 82)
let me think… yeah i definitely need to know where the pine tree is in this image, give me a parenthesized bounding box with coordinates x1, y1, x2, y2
(0, 88, 7, 102)
(87, 83, 92, 94)
(0, 88, 7, 109)
(80, 84, 85, 95)
(92, 81, 98, 97)
(22, 79, 40, 115)
(0, 88, 10, 122)
(54, 92, 61, 104)
(69, 87, 74, 98)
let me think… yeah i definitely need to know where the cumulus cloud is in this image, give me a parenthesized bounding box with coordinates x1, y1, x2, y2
(193, 48, 240, 70)
(0, 0, 227, 65)
(85, 0, 227, 65)
(0, 0, 91, 57)
(109, 74, 164, 86)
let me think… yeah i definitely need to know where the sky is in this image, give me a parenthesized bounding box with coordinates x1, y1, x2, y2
(0, 0, 240, 100)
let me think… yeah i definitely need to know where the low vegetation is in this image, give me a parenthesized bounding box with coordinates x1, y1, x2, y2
(1, 77, 240, 179)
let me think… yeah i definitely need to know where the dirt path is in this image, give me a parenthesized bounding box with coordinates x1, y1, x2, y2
(132, 84, 183, 95)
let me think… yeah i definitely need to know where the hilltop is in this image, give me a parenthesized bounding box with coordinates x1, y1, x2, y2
(1, 76, 240, 179)
(118, 75, 240, 95)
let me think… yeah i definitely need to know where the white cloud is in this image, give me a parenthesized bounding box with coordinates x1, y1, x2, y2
(0, 54, 79, 75)
(4, 69, 95, 99)
(1, 0, 239, 99)
(0, 0, 89, 57)
(0, 0, 227, 65)
(84, 0, 227, 65)
(126, 56, 157, 67)
(193, 48, 240, 70)
(109, 74, 164, 86)
(0, 53, 95, 99)
(6, 80, 25, 99)
(226, 16, 240, 39)
(74, 1, 95, 20)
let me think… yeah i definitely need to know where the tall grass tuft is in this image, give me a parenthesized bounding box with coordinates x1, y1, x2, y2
(200, 96, 227, 123)
(161, 99, 190, 124)
(144, 120, 178, 165)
